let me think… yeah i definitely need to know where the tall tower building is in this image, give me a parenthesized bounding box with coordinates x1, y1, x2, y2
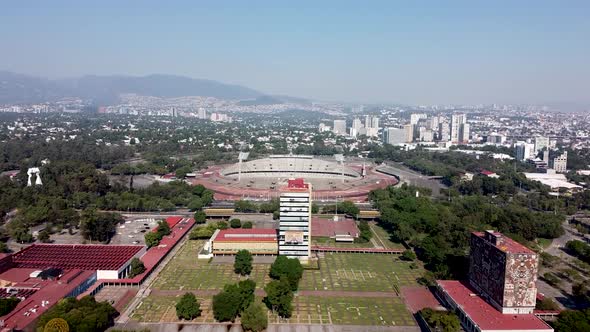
(551, 151, 568, 173)
(534, 136, 549, 152)
(469, 231, 538, 314)
(333, 120, 347, 135)
(371, 117, 380, 129)
(404, 124, 414, 143)
(450, 113, 467, 143)
(279, 179, 312, 261)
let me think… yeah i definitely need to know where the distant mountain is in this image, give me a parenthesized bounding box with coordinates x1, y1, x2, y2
(237, 95, 284, 106)
(0, 71, 263, 104)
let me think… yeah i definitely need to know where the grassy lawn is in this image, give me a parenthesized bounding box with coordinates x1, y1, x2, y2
(300, 253, 423, 292)
(151, 240, 271, 290)
(312, 236, 375, 248)
(370, 223, 406, 250)
(269, 296, 415, 326)
(132, 295, 415, 326)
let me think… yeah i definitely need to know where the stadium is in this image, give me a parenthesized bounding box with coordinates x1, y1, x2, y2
(192, 155, 398, 202)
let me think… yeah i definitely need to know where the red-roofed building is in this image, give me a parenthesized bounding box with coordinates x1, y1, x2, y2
(437, 280, 552, 332)
(470, 231, 538, 314)
(480, 170, 500, 178)
(435, 230, 552, 332)
(11, 244, 145, 280)
(211, 229, 278, 255)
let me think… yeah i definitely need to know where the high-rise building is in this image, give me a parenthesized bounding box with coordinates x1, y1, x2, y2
(404, 124, 414, 143)
(371, 117, 380, 129)
(534, 136, 550, 152)
(383, 127, 406, 145)
(333, 120, 347, 135)
(469, 231, 538, 314)
(551, 151, 568, 173)
(450, 113, 467, 143)
(410, 113, 427, 125)
(438, 122, 450, 142)
(515, 142, 535, 161)
(352, 118, 363, 131)
(279, 179, 312, 261)
(460, 123, 470, 143)
(198, 108, 207, 119)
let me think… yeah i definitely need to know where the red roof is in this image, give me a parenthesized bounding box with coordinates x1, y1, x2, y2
(213, 229, 277, 242)
(311, 217, 359, 237)
(472, 231, 535, 254)
(480, 170, 496, 175)
(0, 269, 95, 331)
(287, 178, 309, 189)
(437, 280, 552, 331)
(12, 244, 143, 271)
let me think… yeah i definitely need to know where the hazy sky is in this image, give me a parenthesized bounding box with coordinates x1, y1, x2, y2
(1, 1, 589, 105)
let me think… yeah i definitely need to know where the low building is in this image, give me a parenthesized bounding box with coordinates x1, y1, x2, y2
(211, 229, 278, 255)
(524, 171, 582, 192)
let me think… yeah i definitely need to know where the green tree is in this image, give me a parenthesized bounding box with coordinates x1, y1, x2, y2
(269, 256, 303, 291)
(36, 296, 118, 332)
(156, 220, 171, 236)
(242, 221, 253, 229)
(218, 221, 228, 230)
(212, 289, 241, 322)
(0, 297, 20, 316)
(234, 250, 253, 275)
(188, 197, 204, 211)
(128, 258, 146, 278)
(80, 209, 123, 243)
(241, 303, 268, 332)
(401, 249, 417, 261)
(37, 229, 51, 243)
(175, 292, 201, 320)
(230, 218, 242, 228)
(194, 211, 207, 224)
(419, 308, 460, 332)
(264, 277, 293, 318)
(554, 309, 590, 332)
(144, 232, 160, 248)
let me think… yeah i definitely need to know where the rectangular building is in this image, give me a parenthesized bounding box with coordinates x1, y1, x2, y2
(211, 229, 278, 255)
(279, 179, 312, 260)
(469, 231, 538, 314)
(333, 119, 347, 135)
(383, 127, 406, 145)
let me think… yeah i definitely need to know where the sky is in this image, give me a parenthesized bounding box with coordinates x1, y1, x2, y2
(1, 0, 589, 105)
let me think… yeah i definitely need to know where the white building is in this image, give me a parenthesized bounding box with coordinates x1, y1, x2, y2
(333, 120, 347, 135)
(279, 179, 312, 261)
(410, 113, 427, 125)
(515, 142, 536, 161)
(383, 127, 406, 145)
(534, 136, 549, 152)
(450, 113, 468, 143)
(551, 151, 568, 173)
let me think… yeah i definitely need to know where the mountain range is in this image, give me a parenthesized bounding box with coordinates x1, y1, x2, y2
(0, 71, 275, 105)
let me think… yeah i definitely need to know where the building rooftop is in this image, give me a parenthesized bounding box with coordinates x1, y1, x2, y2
(213, 229, 278, 242)
(11, 244, 143, 271)
(286, 178, 309, 189)
(437, 280, 552, 331)
(473, 231, 535, 254)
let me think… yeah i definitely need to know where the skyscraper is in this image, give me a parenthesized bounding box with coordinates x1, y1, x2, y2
(534, 136, 549, 152)
(279, 179, 312, 261)
(333, 120, 346, 135)
(450, 113, 467, 143)
(515, 142, 535, 161)
(404, 124, 414, 143)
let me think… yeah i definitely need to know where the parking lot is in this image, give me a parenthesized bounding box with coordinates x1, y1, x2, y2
(110, 217, 161, 245)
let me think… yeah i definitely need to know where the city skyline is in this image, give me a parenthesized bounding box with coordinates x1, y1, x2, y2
(1, 1, 589, 106)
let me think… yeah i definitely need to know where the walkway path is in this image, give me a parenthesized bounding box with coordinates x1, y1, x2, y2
(148, 289, 400, 298)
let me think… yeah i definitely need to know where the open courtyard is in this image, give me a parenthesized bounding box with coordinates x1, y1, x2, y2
(130, 239, 424, 327)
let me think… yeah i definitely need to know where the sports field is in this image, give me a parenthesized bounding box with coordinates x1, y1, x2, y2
(132, 239, 423, 327)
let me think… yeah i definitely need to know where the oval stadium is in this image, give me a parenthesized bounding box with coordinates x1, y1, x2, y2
(191, 155, 398, 202)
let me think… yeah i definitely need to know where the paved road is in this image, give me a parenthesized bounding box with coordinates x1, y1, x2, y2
(381, 162, 446, 196)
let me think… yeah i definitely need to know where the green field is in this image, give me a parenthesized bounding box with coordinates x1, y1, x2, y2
(301, 252, 422, 292)
(132, 295, 415, 326)
(312, 236, 374, 248)
(370, 223, 406, 249)
(152, 240, 271, 290)
(134, 239, 423, 326)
